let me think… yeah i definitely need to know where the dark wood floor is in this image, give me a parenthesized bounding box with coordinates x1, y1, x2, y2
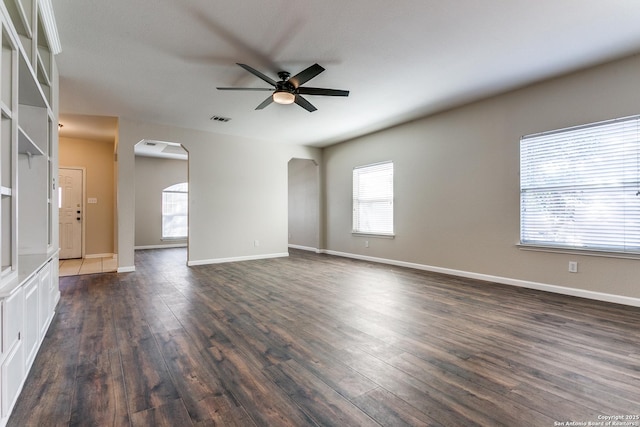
(8, 248, 640, 426)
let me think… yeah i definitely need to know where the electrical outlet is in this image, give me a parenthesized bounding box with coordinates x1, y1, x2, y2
(254, 240, 260, 247)
(568, 261, 578, 273)
(365, 240, 369, 248)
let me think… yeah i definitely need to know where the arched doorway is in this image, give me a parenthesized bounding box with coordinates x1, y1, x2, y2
(134, 140, 189, 264)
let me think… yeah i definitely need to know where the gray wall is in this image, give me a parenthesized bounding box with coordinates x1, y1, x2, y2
(324, 53, 640, 300)
(115, 53, 640, 303)
(288, 159, 319, 250)
(134, 155, 188, 248)
(117, 119, 321, 270)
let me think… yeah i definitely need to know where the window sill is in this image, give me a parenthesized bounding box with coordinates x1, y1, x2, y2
(352, 232, 395, 239)
(162, 237, 187, 241)
(517, 244, 640, 260)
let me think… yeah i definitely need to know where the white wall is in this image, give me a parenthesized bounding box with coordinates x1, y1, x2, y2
(134, 155, 188, 248)
(117, 118, 321, 270)
(324, 53, 640, 301)
(288, 159, 319, 250)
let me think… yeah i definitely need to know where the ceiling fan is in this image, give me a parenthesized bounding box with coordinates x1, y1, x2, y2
(217, 63, 349, 112)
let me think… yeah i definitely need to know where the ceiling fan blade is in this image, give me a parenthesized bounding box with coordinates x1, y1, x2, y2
(297, 87, 349, 97)
(217, 87, 274, 91)
(256, 95, 274, 110)
(294, 94, 317, 112)
(237, 63, 277, 86)
(289, 63, 325, 88)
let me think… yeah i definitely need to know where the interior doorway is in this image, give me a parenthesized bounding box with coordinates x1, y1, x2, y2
(133, 139, 189, 265)
(288, 158, 320, 252)
(59, 167, 84, 259)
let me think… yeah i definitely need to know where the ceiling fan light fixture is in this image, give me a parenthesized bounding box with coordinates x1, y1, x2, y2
(273, 90, 295, 105)
(218, 63, 348, 112)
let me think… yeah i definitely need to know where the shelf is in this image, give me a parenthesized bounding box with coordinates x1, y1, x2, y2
(18, 126, 45, 156)
(14, 0, 33, 38)
(18, 55, 47, 109)
(36, 15, 52, 79)
(36, 71, 51, 105)
(18, 32, 31, 60)
(1, 0, 59, 301)
(0, 100, 12, 118)
(2, 27, 15, 108)
(3, 0, 33, 40)
(36, 52, 50, 87)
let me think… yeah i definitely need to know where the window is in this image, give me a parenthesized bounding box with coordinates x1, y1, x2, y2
(520, 115, 640, 254)
(353, 161, 394, 235)
(162, 182, 188, 239)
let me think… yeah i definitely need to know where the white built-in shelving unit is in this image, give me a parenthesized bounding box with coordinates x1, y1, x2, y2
(0, 0, 59, 425)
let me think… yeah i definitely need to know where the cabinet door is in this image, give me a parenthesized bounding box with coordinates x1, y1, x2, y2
(49, 258, 59, 312)
(0, 300, 2, 359)
(1, 340, 24, 417)
(23, 275, 39, 369)
(1, 286, 22, 355)
(1, 286, 24, 418)
(38, 262, 51, 337)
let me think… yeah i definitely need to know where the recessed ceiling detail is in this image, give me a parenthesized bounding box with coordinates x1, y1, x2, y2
(135, 140, 187, 160)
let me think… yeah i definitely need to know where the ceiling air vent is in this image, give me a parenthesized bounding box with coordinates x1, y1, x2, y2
(210, 115, 231, 123)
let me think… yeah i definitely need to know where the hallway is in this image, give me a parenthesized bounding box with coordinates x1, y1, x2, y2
(58, 256, 118, 276)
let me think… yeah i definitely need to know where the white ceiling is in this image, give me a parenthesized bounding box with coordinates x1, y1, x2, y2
(53, 0, 640, 148)
(58, 114, 117, 143)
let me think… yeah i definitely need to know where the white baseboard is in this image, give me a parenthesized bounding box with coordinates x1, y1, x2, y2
(135, 243, 187, 250)
(187, 252, 289, 266)
(84, 253, 115, 259)
(322, 250, 640, 308)
(117, 266, 136, 273)
(288, 244, 322, 253)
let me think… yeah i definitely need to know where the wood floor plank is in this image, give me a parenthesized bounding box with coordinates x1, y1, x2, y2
(8, 248, 640, 426)
(200, 342, 318, 427)
(69, 350, 129, 426)
(129, 398, 193, 427)
(338, 344, 545, 427)
(75, 276, 118, 362)
(387, 351, 561, 425)
(119, 333, 181, 414)
(253, 318, 380, 400)
(191, 393, 256, 427)
(154, 329, 231, 424)
(189, 272, 382, 400)
(353, 387, 440, 427)
(471, 348, 640, 415)
(265, 358, 380, 426)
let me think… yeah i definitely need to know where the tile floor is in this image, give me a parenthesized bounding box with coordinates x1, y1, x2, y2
(59, 256, 118, 277)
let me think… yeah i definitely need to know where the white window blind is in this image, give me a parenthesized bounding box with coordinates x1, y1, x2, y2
(520, 115, 640, 254)
(162, 182, 188, 239)
(353, 161, 394, 235)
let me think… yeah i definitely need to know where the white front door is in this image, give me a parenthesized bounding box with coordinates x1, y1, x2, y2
(59, 168, 83, 259)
